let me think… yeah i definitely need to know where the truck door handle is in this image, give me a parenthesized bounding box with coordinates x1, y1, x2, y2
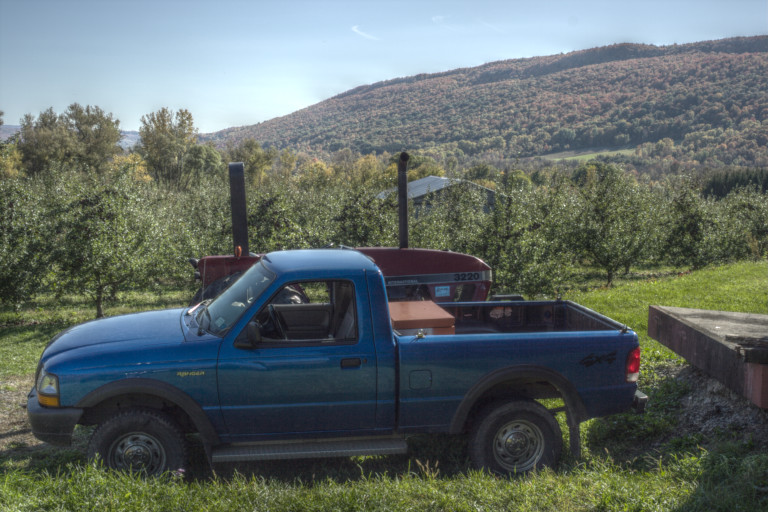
(340, 358, 362, 369)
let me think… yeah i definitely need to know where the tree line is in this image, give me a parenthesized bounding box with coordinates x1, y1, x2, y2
(1, 105, 766, 317)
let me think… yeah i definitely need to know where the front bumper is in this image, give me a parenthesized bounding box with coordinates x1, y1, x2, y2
(26, 388, 83, 446)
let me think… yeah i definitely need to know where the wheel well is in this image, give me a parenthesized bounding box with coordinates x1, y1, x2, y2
(460, 378, 564, 433)
(80, 393, 197, 434)
(450, 366, 588, 460)
(75, 378, 221, 447)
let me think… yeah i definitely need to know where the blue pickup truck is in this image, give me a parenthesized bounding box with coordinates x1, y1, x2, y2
(28, 248, 645, 475)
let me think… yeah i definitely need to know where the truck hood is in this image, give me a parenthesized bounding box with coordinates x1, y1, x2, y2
(43, 308, 186, 360)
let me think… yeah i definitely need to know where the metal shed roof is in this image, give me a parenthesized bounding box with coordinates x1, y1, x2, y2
(377, 175, 485, 200)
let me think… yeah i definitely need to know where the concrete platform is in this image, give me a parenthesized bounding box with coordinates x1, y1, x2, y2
(648, 306, 768, 409)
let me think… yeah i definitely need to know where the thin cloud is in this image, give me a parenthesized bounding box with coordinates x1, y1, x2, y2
(481, 21, 505, 34)
(431, 15, 460, 32)
(352, 25, 379, 40)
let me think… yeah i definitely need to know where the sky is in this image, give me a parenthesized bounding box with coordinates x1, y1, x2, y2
(1, 0, 766, 133)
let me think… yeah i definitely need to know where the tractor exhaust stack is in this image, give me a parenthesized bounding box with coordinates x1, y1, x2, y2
(398, 152, 409, 249)
(229, 162, 249, 257)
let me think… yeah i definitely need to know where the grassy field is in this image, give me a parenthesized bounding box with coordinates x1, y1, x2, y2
(541, 147, 636, 162)
(1, 261, 767, 511)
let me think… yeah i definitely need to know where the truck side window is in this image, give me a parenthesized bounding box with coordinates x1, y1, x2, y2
(252, 280, 358, 344)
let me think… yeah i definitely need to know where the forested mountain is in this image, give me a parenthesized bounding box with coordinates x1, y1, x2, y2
(203, 36, 768, 170)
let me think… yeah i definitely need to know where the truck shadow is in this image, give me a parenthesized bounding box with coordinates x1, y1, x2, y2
(0, 441, 87, 474)
(0, 429, 472, 483)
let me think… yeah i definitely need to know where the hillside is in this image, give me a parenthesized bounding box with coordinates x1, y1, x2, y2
(1, 125, 140, 150)
(0, 125, 20, 141)
(203, 36, 768, 169)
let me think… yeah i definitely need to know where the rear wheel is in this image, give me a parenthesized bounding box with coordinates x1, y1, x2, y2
(469, 400, 562, 475)
(87, 408, 188, 476)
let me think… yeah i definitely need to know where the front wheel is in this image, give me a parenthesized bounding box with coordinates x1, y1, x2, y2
(469, 400, 562, 475)
(87, 408, 188, 476)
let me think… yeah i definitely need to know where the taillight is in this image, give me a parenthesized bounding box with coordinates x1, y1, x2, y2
(626, 347, 641, 383)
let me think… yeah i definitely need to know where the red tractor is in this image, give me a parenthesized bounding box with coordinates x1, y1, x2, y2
(189, 153, 495, 304)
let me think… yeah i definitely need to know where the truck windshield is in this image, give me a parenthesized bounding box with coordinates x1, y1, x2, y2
(200, 261, 275, 336)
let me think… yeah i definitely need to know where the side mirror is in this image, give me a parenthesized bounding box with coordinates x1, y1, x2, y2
(234, 321, 262, 349)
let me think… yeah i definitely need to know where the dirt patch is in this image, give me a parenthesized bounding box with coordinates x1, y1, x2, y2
(660, 362, 768, 447)
(0, 376, 91, 470)
(0, 376, 44, 455)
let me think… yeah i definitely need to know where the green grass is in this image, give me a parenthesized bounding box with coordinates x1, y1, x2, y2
(0, 286, 190, 378)
(563, 260, 768, 364)
(2, 262, 768, 511)
(0, 461, 701, 511)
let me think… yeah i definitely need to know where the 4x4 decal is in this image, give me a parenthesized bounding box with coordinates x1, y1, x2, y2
(580, 351, 617, 367)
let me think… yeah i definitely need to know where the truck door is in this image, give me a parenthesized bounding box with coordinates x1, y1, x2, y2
(217, 278, 379, 439)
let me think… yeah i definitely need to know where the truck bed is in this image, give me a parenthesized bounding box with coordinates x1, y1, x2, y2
(440, 300, 627, 335)
(394, 300, 638, 433)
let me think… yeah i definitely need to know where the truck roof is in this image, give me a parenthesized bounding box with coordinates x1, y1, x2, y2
(261, 248, 379, 276)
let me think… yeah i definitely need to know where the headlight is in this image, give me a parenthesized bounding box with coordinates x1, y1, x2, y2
(36, 370, 60, 407)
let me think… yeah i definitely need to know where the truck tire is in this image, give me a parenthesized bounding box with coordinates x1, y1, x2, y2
(469, 400, 562, 475)
(87, 408, 188, 476)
